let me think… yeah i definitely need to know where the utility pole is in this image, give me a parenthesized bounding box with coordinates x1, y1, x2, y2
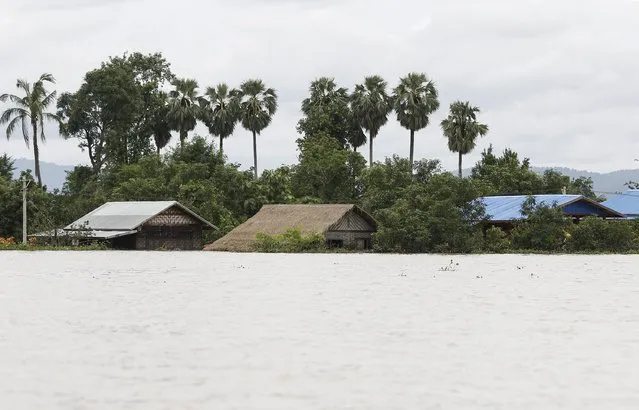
(22, 177, 31, 244)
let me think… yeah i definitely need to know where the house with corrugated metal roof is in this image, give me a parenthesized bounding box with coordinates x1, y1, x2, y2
(35, 201, 217, 250)
(479, 194, 625, 229)
(601, 190, 639, 219)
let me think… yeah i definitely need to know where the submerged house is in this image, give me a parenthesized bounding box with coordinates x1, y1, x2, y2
(205, 204, 377, 252)
(601, 190, 639, 219)
(479, 194, 624, 229)
(42, 201, 217, 250)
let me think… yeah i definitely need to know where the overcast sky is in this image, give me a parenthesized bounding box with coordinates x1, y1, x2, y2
(1, 0, 638, 179)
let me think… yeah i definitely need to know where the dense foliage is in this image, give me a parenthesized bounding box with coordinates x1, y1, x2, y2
(4, 50, 634, 253)
(253, 228, 326, 253)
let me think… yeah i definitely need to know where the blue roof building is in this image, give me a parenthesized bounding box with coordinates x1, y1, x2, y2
(601, 190, 639, 219)
(478, 194, 624, 224)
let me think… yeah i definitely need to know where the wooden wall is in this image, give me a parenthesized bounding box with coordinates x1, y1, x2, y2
(135, 206, 204, 250)
(325, 210, 375, 249)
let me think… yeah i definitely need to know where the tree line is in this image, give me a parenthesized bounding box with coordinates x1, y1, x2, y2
(1, 52, 488, 185)
(2, 51, 618, 253)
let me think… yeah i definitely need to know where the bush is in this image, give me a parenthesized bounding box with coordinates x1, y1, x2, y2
(567, 217, 638, 252)
(253, 227, 326, 253)
(510, 198, 571, 252)
(0, 236, 16, 247)
(481, 226, 511, 252)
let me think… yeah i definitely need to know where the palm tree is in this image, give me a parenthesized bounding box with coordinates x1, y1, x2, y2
(151, 95, 172, 155)
(441, 101, 489, 178)
(351, 75, 393, 167)
(393, 72, 439, 167)
(301, 77, 348, 115)
(346, 115, 367, 152)
(152, 118, 172, 155)
(168, 78, 199, 147)
(0, 73, 59, 186)
(200, 83, 239, 153)
(235, 79, 278, 178)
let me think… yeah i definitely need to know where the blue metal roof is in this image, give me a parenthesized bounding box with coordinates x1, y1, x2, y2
(602, 190, 639, 216)
(479, 194, 624, 222)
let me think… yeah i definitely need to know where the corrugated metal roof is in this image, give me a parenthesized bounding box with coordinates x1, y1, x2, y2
(479, 195, 583, 221)
(31, 229, 135, 239)
(72, 230, 136, 239)
(64, 201, 216, 231)
(602, 190, 639, 216)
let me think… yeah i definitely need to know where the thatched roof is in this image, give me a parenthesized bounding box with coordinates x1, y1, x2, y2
(205, 204, 376, 252)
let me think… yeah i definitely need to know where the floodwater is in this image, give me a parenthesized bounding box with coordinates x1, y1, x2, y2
(1, 252, 638, 410)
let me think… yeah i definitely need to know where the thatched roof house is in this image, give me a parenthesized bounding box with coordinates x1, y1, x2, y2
(205, 204, 377, 252)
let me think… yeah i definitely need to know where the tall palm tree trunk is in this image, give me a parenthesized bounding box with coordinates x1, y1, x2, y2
(368, 131, 375, 168)
(458, 151, 463, 178)
(220, 136, 224, 153)
(252, 130, 258, 179)
(31, 121, 42, 186)
(409, 129, 415, 169)
(180, 130, 187, 147)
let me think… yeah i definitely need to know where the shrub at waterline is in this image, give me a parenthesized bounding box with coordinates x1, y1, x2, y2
(253, 228, 326, 253)
(509, 198, 571, 252)
(567, 217, 638, 252)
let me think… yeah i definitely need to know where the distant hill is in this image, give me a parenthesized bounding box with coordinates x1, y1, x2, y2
(462, 166, 639, 196)
(12, 158, 639, 195)
(13, 158, 74, 191)
(532, 167, 639, 195)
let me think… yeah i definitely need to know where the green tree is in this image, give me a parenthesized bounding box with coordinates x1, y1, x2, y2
(258, 166, 294, 204)
(0, 154, 15, 180)
(510, 197, 571, 251)
(58, 52, 174, 171)
(470, 145, 544, 195)
(235, 79, 278, 178)
(151, 102, 172, 155)
(200, 83, 239, 153)
(567, 217, 637, 252)
(1, 73, 59, 186)
(441, 101, 489, 178)
(393, 73, 439, 167)
(351, 75, 393, 167)
(373, 173, 485, 253)
(297, 77, 364, 149)
(291, 133, 366, 203)
(168, 78, 200, 147)
(359, 155, 442, 213)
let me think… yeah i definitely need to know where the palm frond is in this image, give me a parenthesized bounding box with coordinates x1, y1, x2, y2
(21, 115, 31, 146)
(441, 100, 489, 155)
(236, 79, 278, 134)
(0, 107, 29, 124)
(393, 72, 439, 132)
(5, 116, 23, 142)
(38, 73, 56, 84)
(41, 90, 58, 109)
(350, 75, 392, 135)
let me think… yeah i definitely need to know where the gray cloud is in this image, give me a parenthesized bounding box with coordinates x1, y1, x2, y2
(1, 0, 638, 181)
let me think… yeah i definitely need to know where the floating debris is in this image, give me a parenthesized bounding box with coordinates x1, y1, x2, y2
(438, 259, 459, 272)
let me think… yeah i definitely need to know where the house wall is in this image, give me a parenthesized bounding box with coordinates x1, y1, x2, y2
(329, 211, 376, 232)
(563, 201, 610, 217)
(325, 211, 375, 249)
(135, 206, 204, 250)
